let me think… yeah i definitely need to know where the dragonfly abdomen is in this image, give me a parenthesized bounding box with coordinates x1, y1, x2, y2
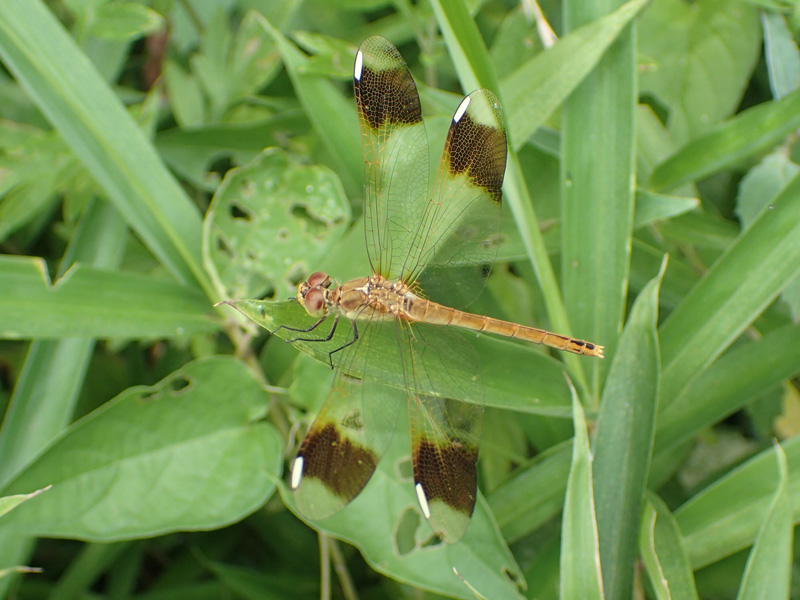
(414, 300, 604, 358)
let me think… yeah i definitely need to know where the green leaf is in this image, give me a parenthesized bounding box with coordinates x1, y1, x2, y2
(0, 486, 50, 519)
(734, 444, 791, 600)
(0, 256, 218, 339)
(593, 257, 664, 599)
(634, 190, 698, 228)
(675, 435, 800, 569)
(203, 148, 351, 301)
(0, 0, 212, 295)
(639, 493, 699, 600)
(650, 86, 800, 191)
(560, 390, 603, 600)
(639, 0, 760, 144)
(658, 168, 800, 406)
(258, 17, 361, 194)
(488, 440, 572, 542)
(87, 2, 164, 42)
(762, 11, 800, 98)
(735, 152, 800, 320)
(164, 60, 206, 128)
(562, 0, 638, 393)
(655, 323, 800, 456)
(0, 357, 281, 540)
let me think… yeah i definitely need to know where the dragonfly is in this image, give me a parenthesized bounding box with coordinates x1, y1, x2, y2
(286, 36, 604, 543)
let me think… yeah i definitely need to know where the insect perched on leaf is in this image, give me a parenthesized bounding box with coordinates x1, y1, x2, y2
(285, 36, 604, 543)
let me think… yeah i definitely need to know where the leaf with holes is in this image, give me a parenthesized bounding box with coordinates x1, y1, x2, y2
(0, 356, 281, 540)
(203, 148, 351, 301)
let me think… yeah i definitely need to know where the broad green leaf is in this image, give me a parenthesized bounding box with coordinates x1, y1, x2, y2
(639, 0, 760, 144)
(281, 409, 525, 600)
(562, 0, 637, 393)
(639, 494, 699, 600)
(0, 0, 213, 295)
(762, 11, 800, 99)
(0, 357, 281, 540)
(221, 299, 574, 417)
(675, 434, 800, 569)
(650, 86, 800, 191)
(0, 486, 50, 519)
(658, 168, 800, 406)
(203, 148, 350, 301)
(734, 444, 791, 600)
(593, 257, 663, 599)
(0, 256, 218, 339)
(561, 390, 603, 600)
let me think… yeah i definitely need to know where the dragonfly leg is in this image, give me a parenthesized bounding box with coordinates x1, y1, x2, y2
(274, 315, 330, 339)
(327, 320, 359, 369)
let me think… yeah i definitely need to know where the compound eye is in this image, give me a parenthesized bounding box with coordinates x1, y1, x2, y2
(304, 288, 325, 314)
(307, 271, 329, 288)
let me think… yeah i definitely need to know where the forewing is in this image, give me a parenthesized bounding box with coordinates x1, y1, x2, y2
(290, 317, 400, 520)
(411, 89, 508, 308)
(401, 322, 484, 543)
(354, 36, 429, 279)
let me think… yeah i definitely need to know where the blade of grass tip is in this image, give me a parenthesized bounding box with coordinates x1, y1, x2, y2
(561, 382, 604, 600)
(562, 0, 637, 398)
(0, 0, 213, 297)
(592, 256, 664, 600)
(734, 443, 791, 600)
(639, 493, 699, 600)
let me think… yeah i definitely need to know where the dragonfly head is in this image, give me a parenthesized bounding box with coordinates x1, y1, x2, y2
(297, 271, 333, 317)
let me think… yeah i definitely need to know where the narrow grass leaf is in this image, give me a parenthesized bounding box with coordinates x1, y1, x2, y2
(675, 435, 800, 569)
(0, 256, 218, 339)
(562, 0, 637, 393)
(639, 493, 699, 600)
(0, 357, 281, 540)
(488, 440, 572, 542)
(656, 323, 800, 454)
(658, 169, 800, 406)
(0, 0, 212, 295)
(650, 87, 800, 191)
(593, 257, 664, 599)
(561, 389, 604, 600)
(734, 444, 792, 600)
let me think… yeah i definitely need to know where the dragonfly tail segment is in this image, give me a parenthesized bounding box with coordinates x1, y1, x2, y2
(417, 301, 605, 358)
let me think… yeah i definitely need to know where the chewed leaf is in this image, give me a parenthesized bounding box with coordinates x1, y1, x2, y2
(203, 148, 350, 301)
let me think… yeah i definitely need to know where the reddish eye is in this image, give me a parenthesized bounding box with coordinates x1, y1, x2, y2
(307, 271, 329, 288)
(304, 288, 325, 314)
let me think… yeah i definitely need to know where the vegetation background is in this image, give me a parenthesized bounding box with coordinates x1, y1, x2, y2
(0, 0, 799, 598)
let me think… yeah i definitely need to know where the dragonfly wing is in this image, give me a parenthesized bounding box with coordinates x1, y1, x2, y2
(401, 322, 484, 543)
(354, 36, 429, 279)
(412, 89, 508, 308)
(291, 318, 400, 520)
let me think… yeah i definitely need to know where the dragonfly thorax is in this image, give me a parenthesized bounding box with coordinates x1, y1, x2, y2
(298, 272, 418, 322)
